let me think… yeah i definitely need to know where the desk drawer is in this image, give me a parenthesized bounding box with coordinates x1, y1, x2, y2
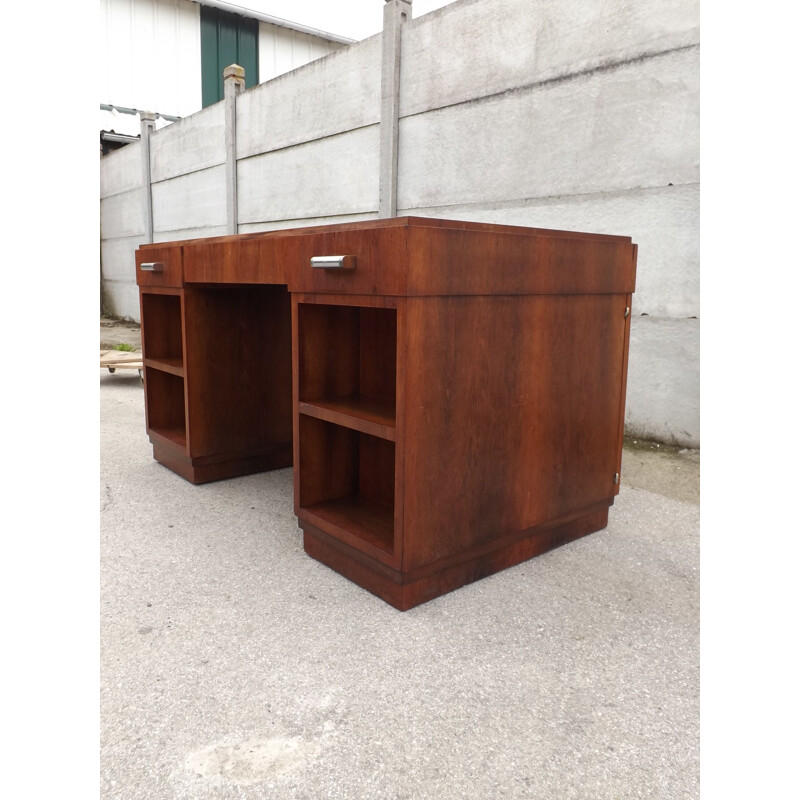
(136, 246, 183, 287)
(285, 227, 407, 296)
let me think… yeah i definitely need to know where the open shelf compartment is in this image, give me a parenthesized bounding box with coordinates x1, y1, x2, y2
(298, 415, 396, 556)
(141, 292, 183, 368)
(144, 368, 186, 449)
(297, 303, 397, 439)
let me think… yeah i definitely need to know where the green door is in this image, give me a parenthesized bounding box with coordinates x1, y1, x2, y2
(201, 6, 259, 107)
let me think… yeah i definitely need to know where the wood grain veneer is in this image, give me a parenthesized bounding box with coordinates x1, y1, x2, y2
(136, 216, 637, 607)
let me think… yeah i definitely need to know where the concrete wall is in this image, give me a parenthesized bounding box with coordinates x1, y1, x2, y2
(236, 36, 383, 230)
(100, 138, 146, 317)
(99, 0, 700, 446)
(152, 102, 228, 241)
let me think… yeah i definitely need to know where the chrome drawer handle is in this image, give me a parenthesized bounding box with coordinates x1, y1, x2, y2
(310, 255, 356, 270)
(140, 262, 164, 272)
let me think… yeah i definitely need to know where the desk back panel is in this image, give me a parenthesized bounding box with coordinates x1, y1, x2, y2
(183, 285, 293, 459)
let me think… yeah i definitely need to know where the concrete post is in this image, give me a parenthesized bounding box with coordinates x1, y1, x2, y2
(139, 111, 156, 243)
(224, 64, 246, 235)
(378, 0, 412, 218)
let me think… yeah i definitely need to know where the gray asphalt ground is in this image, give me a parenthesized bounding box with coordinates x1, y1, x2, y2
(100, 319, 700, 799)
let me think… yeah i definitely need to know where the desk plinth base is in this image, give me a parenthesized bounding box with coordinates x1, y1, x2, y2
(151, 440, 292, 485)
(301, 502, 612, 611)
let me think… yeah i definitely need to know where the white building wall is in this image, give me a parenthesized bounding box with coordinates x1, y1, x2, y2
(258, 24, 342, 82)
(100, 0, 201, 135)
(99, 0, 347, 136)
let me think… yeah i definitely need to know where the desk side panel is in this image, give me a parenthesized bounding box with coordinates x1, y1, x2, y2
(401, 293, 629, 572)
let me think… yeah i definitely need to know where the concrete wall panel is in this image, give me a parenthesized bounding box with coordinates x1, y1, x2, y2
(402, 0, 699, 116)
(150, 104, 225, 182)
(626, 316, 699, 447)
(154, 225, 228, 243)
(102, 278, 142, 321)
(152, 166, 227, 233)
(397, 46, 699, 210)
(100, 141, 142, 198)
(239, 211, 377, 234)
(237, 36, 381, 159)
(101, 190, 145, 240)
(238, 126, 380, 224)
(101, 236, 141, 283)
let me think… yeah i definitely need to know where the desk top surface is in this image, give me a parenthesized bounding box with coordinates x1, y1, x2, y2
(145, 215, 633, 249)
(137, 216, 637, 296)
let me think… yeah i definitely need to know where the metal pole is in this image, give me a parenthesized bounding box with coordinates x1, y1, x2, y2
(379, 0, 412, 218)
(139, 111, 156, 243)
(224, 64, 245, 235)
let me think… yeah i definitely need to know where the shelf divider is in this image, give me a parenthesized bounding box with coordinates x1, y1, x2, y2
(298, 397, 396, 441)
(144, 357, 185, 377)
(148, 426, 187, 450)
(302, 495, 394, 555)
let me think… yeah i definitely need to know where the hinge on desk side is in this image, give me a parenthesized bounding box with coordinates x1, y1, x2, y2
(624, 307, 630, 319)
(614, 472, 620, 484)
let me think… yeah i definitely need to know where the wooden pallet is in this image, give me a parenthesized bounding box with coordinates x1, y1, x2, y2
(100, 349, 143, 377)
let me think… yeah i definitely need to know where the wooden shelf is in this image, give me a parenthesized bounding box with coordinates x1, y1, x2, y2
(148, 426, 187, 449)
(303, 495, 394, 554)
(298, 397, 396, 441)
(144, 357, 184, 377)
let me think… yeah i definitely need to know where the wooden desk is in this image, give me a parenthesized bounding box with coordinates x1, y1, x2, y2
(136, 217, 637, 610)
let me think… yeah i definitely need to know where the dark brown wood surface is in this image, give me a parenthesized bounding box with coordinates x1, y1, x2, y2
(400, 293, 628, 573)
(183, 238, 287, 285)
(155, 216, 634, 296)
(406, 225, 636, 296)
(302, 504, 610, 611)
(142, 215, 631, 254)
(144, 369, 186, 448)
(183, 285, 292, 459)
(140, 291, 183, 363)
(137, 216, 637, 607)
(139, 284, 293, 483)
(135, 245, 183, 287)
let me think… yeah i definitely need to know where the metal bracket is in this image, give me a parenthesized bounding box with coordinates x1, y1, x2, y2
(614, 472, 620, 484)
(140, 262, 164, 272)
(624, 306, 630, 319)
(310, 255, 356, 270)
